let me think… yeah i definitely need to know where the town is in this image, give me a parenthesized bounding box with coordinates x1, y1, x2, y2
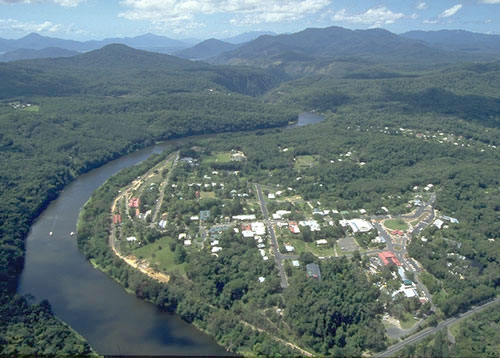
(107, 145, 462, 337)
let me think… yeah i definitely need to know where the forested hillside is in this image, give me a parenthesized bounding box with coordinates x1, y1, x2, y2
(397, 302, 500, 357)
(0, 45, 295, 355)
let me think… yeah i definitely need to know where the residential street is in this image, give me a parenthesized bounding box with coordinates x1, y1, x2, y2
(255, 184, 289, 288)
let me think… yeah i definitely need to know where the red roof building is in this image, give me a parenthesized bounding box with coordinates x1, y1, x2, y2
(378, 251, 402, 266)
(112, 214, 122, 224)
(289, 221, 301, 234)
(128, 197, 140, 208)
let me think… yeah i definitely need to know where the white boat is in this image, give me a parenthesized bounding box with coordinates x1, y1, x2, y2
(49, 232, 53, 236)
(70, 232, 74, 236)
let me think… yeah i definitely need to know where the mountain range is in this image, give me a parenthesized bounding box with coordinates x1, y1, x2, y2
(2, 27, 500, 69)
(401, 30, 500, 55)
(0, 47, 78, 62)
(0, 31, 275, 57)
(211, 26, 499, 67)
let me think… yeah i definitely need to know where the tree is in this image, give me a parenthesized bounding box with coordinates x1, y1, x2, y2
(174, 244, 187, 264)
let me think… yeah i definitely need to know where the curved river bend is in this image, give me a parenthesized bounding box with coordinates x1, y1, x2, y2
(18, 112, 324, 356)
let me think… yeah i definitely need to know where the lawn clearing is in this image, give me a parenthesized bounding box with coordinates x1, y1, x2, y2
(384, 219, 409, 231)
(203, 152, 232, 164)
(200, 191, 216, 199)
(134, 236, 186, 275)
(294, 155, 320, 170)
(22, 105, 40, 112)
(400, 312, 419, 329)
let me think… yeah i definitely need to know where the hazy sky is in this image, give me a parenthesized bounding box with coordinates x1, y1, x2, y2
(0, 0, 499, 40)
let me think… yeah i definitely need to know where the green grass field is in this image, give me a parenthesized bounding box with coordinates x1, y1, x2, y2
(384, 219, 409, 231)
(203, 152, 232, 164)
(22, 105, 40, 112)
(200, 191, 216, 199)
(134, 236, 186, 275)
(400, 313, 419, 329)
(294, 155, 320, 170)
(307, 243, 337, 257)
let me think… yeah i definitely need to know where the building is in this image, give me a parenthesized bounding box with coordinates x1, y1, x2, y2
(251, 222, 266, 236)
(316, 239, 328, 245)
(230, 151, 246, 161)
(306, 263, 322, 280)
(128, 197, 140, 208)
(273, 210, 291, 220)
(289, 221, 301, 234)
(299, 220, 321, 232)
(378, 251, 402, 266)
(232, 214, 257, 221)
(433, 219, 444, 229)
(441, 215, 459, 224)
(112, 214, 122, 224)
(344, 219, 374, 233)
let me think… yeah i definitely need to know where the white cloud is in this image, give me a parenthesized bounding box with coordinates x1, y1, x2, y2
(423, 19, 439, 24)
(416, 2, 427, 10)
(331, 6, 405, 27)
(439, 4, 462, 18)
(119, 0, 331, 26)
(480, 0, 500, 3)
(0, 18, 62, 32)
(53, 0, 84, 6)
(0, 18, 86, 34)
(0, 0, 85, 6)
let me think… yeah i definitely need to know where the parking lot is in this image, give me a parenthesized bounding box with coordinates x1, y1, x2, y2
(337, 236, 359, 253)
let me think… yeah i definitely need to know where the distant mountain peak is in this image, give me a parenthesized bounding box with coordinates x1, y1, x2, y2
(175, 38, 240, 60)
(22, 32, 45, 39)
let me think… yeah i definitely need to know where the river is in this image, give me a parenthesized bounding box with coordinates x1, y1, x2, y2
(17, 112, 324, 356)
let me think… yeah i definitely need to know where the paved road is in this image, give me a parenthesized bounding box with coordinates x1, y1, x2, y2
(151, 151, 179, 224)
(375, 297, 500, 357)
(372, 195, 437, 307)
(255, 184, 289, 289)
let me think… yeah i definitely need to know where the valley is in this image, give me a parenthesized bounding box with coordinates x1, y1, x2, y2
(1, 23, 500, 357)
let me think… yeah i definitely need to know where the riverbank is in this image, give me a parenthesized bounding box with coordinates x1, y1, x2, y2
(18, 113, 323, 356)
(76, 146, 306, 357)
